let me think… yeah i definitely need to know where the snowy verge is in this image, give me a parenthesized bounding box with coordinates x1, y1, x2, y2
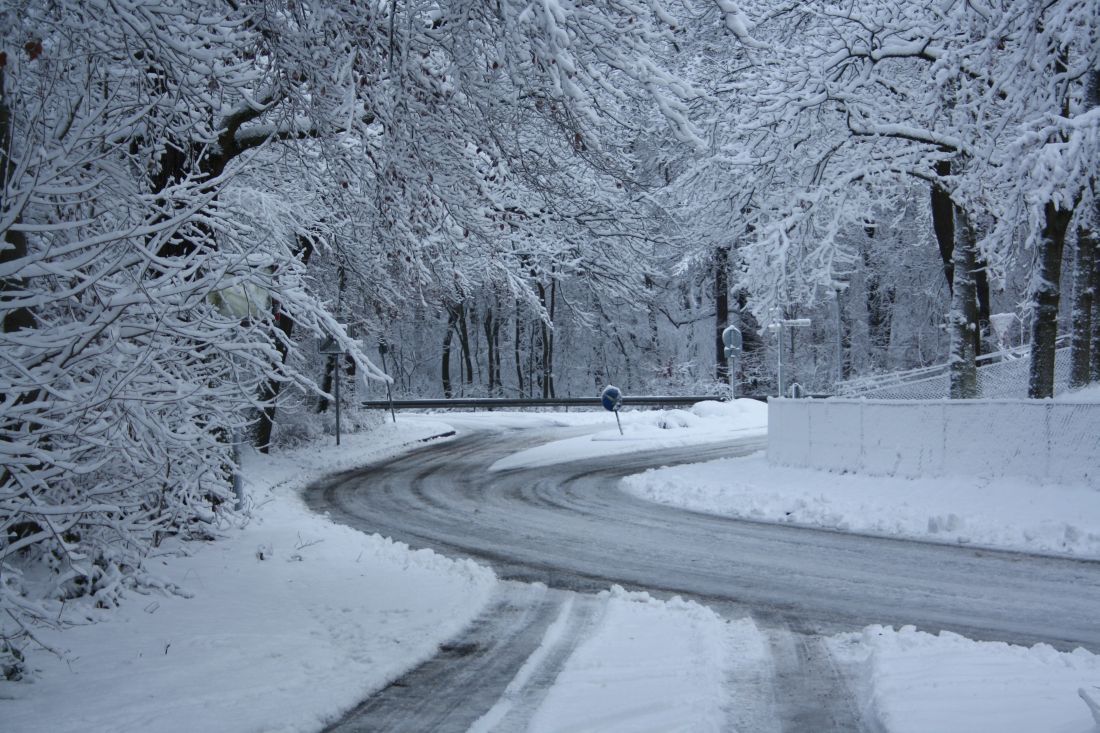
(489, 399, 767, 471)
(1, 416, 497, 733)
(830, 625, 1100, 733)
(622, 452, 1100, 558)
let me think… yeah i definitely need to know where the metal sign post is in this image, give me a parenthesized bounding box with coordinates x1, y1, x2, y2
(600, 385, 624, 435)
(722, 325, 742, 396)
(319, 336, 347, 446)
(386, 381, 397, 424)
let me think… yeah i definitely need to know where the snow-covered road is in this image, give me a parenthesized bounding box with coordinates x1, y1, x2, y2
(309, 426, 1100, 649)
(307, 423, 1100, 731)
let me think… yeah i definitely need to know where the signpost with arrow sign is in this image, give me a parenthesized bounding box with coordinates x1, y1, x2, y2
(319, 336, 346, 446)
(722, 325, 742, 395)
(600, 385, 624, 435)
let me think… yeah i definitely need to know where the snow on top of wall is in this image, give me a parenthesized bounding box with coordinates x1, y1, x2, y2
(489, 399, 767, 471)
(1057, 384, 1100, 403)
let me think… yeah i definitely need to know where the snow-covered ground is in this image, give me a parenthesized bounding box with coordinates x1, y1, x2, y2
(5, 406, 1099, 733)
(520, 590, 734, 733)
(489, 399, 768, 471)
(623, 454, 1100, 559)
(470, 586, 745, 733)
(3, 418, 496, 733)
(832, 626, 1100, 733)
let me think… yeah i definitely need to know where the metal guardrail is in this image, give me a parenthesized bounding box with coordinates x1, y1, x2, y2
(361, 395, 769, 410)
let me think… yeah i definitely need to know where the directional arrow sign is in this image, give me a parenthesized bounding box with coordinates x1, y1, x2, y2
(600, 385, 624, 435)
(600, 385, 623, 412)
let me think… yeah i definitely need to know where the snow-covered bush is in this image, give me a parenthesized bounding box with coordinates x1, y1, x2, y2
(270, 402, 326, 451)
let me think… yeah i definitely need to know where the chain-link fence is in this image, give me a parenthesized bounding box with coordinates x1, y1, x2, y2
(836, 340, 1072, 399)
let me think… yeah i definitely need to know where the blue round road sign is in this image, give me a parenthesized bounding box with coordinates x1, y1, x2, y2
(600, 385, 623, 412)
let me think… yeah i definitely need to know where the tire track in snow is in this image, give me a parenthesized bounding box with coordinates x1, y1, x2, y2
(321, 582, 567, 733)
(467, 593, 600, 732)
(762, 622, 885, 733)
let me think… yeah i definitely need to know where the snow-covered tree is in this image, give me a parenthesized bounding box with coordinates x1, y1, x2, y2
(671, 0, 1098, 396)
(0, 0, 711, 671)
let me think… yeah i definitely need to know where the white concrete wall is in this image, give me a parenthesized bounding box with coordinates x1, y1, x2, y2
(767, 398, 1099, 486)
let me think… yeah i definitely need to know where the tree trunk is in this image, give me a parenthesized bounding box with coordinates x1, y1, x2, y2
(550, 279, 558, 396)
(491, 313, 502, 395)
(1070, 225, 1096, 388)
(541, 323, 551, 398)
(254, 236, 314, 452)
(1092, 239, 1100, 382)
(948, 207, 980, 398)
(0, 69, 33, 335)
(0, 228, 32, 334)
(536, 281, 555, 399)
(1088, 71, 1100, 384)
(547, 280, 556, 398)
(860, 226, 898, 369)
(442, 307, 457, 398)
(1028, 201, 1072, 398)
(528, 321, 537, 398)
(483, 307, 496, 393)
(931, 162, 956, 293)
(513, 302, 524, 397)
(932, 168, 990, 354)
(456, 303, 474, 388)
(0, 89, 36, 497)
(714, 245, 730, 382)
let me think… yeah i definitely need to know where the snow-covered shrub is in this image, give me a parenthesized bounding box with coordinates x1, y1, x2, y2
(325, 403, 387, 436)
(271, 402, 326, 450)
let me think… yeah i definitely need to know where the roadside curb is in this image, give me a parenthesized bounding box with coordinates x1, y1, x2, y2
(297, 427, 461, 497)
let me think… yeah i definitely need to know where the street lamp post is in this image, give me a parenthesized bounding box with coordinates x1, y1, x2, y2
(768, 318, 811, 397)
(832, 290, 843, 385)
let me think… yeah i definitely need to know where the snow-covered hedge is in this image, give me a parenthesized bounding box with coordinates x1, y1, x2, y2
(768, 398, 1099, 486)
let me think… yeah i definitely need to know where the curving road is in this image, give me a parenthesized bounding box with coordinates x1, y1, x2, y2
(309, 425, 1100, 650)
(308, 423, 1100, 731)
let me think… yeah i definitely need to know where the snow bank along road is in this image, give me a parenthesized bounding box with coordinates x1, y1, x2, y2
(307, 426, 1100, 729)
